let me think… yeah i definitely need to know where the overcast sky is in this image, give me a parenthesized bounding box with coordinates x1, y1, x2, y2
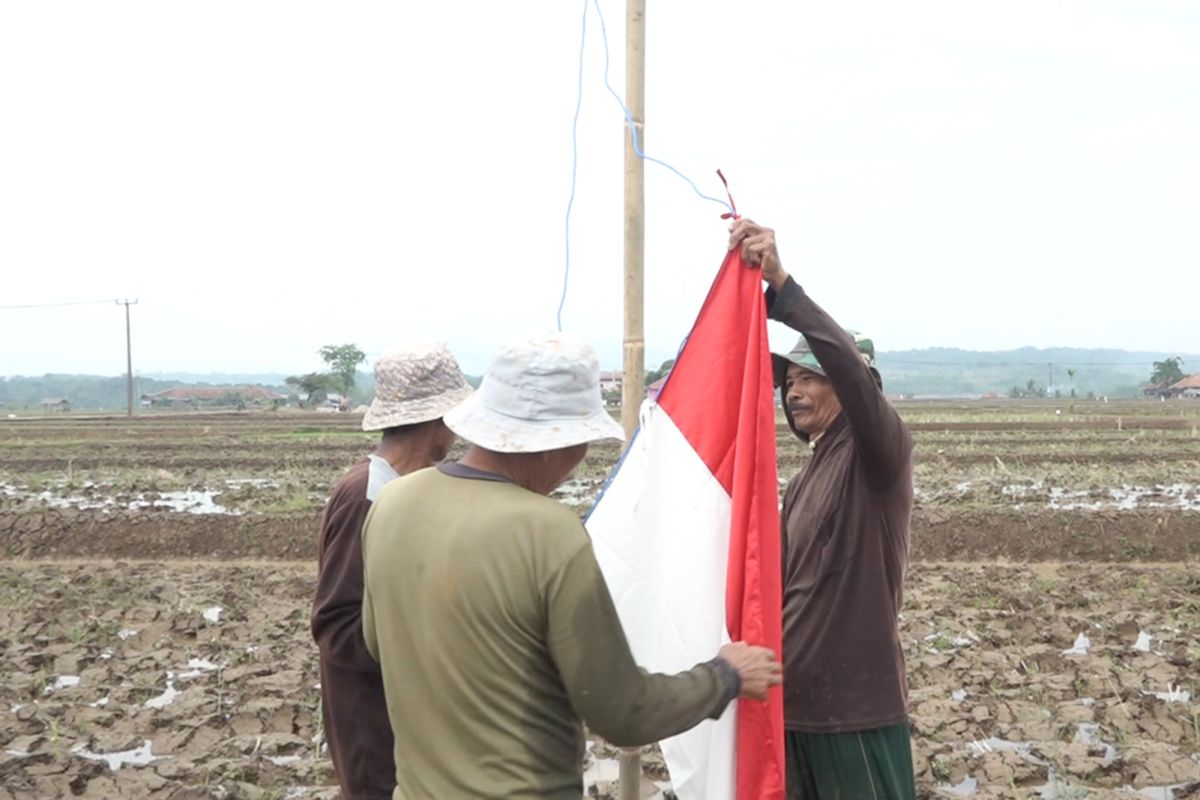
(1, 1, 1197, 378)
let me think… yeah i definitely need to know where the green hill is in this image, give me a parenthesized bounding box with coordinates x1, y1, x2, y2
(876, 347, 1198, 398)
(2, 348, 1194, 409)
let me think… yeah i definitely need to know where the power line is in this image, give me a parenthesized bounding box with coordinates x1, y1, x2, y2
(0, 299, 117, 310)
(117, 299, 138, 417)
(879, 360, 1163, 367)
(591, 0, 734, 214)
(558, 0, 588, 333)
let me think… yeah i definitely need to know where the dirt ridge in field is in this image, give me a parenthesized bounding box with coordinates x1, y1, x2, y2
(1, 508, 1196, 562)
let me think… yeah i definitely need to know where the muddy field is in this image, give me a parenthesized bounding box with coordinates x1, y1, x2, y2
(1, 400, 1198, 798)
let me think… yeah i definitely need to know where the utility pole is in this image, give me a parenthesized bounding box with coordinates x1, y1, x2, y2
(117, 299, 138, 417)
(618, 0, 646, 797)
(1047, 362, 1053, 395)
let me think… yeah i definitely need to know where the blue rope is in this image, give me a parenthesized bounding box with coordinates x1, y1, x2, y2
(558, 0, 735, 332)
(558, 0, 589, 332)
(591, 0, 735, 214)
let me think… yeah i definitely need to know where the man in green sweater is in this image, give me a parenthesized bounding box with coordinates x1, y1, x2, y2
(362, 332, 781, 799)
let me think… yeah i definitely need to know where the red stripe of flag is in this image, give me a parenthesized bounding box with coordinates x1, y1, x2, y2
(658, 250, 785, 800)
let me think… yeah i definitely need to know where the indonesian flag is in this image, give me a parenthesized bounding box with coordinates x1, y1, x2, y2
(586, 249, 785, 799)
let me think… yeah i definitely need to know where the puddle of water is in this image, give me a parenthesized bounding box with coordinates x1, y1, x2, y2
(551, 478, 602, 508)
(72, 739, 163, 770)
(1047, 487, 1103, 511)
(225, 478, 279, 488)
(999, 482, 1200, 512)
(0, 482, 240, 515)
(144, 490, 234, 514)
(914, 482, 976, 504)
(916, 480, 1200, 511)
(1002, 481, 1042, 498)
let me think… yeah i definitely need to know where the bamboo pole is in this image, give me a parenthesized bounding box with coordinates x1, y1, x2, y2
(621, 0, 646, 444)
(618, 0, 646, 797)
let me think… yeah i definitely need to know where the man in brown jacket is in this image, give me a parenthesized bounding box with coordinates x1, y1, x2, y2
(730, 220, 917, 800)
(311, 343, 472, 800)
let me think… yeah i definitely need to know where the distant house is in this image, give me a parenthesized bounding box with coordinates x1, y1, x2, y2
(1142, 382, 1172, 398)
(41, 398, 71, 413)
(1168, 374, 1200, 399)
(647, 374, 669, 401)
(143, 387, 286, 407)
(598, 371, 623, 394)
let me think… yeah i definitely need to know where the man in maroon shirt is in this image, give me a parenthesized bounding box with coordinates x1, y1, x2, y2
(730, 221, 917, 800)
(311, 342, 472, 799)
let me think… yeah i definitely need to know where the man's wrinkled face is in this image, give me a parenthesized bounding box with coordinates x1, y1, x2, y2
(784, 364, 842, 438)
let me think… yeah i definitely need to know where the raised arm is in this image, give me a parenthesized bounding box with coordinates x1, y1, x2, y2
(731, 219, 911, 490)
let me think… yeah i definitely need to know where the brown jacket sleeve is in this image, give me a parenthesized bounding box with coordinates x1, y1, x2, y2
(544, 541, 739, 747)
(311, 463, 380, 672)
(767, 277, 912, 491)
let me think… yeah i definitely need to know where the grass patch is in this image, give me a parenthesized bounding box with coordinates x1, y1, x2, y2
(257, 489, 319, 514)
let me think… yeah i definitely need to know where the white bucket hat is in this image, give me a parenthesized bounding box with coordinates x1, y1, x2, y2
(444, 333, 626, 453)
(361, 342, 473, 432)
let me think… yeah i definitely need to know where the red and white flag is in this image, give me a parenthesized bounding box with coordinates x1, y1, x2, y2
(586, 249, 785, 800)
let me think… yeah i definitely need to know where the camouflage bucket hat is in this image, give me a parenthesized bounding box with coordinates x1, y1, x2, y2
(361, 342, 473, 431)
(771, 331, 878, 387)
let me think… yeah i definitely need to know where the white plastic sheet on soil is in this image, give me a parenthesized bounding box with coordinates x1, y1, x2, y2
(71, 739, 163, 770)
(1062, 633, 1091, 656)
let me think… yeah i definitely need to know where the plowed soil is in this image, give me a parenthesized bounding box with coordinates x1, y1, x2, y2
(2, 403, 1198, 799)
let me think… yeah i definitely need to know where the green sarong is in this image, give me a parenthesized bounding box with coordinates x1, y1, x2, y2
(785, 721, 917, 800)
